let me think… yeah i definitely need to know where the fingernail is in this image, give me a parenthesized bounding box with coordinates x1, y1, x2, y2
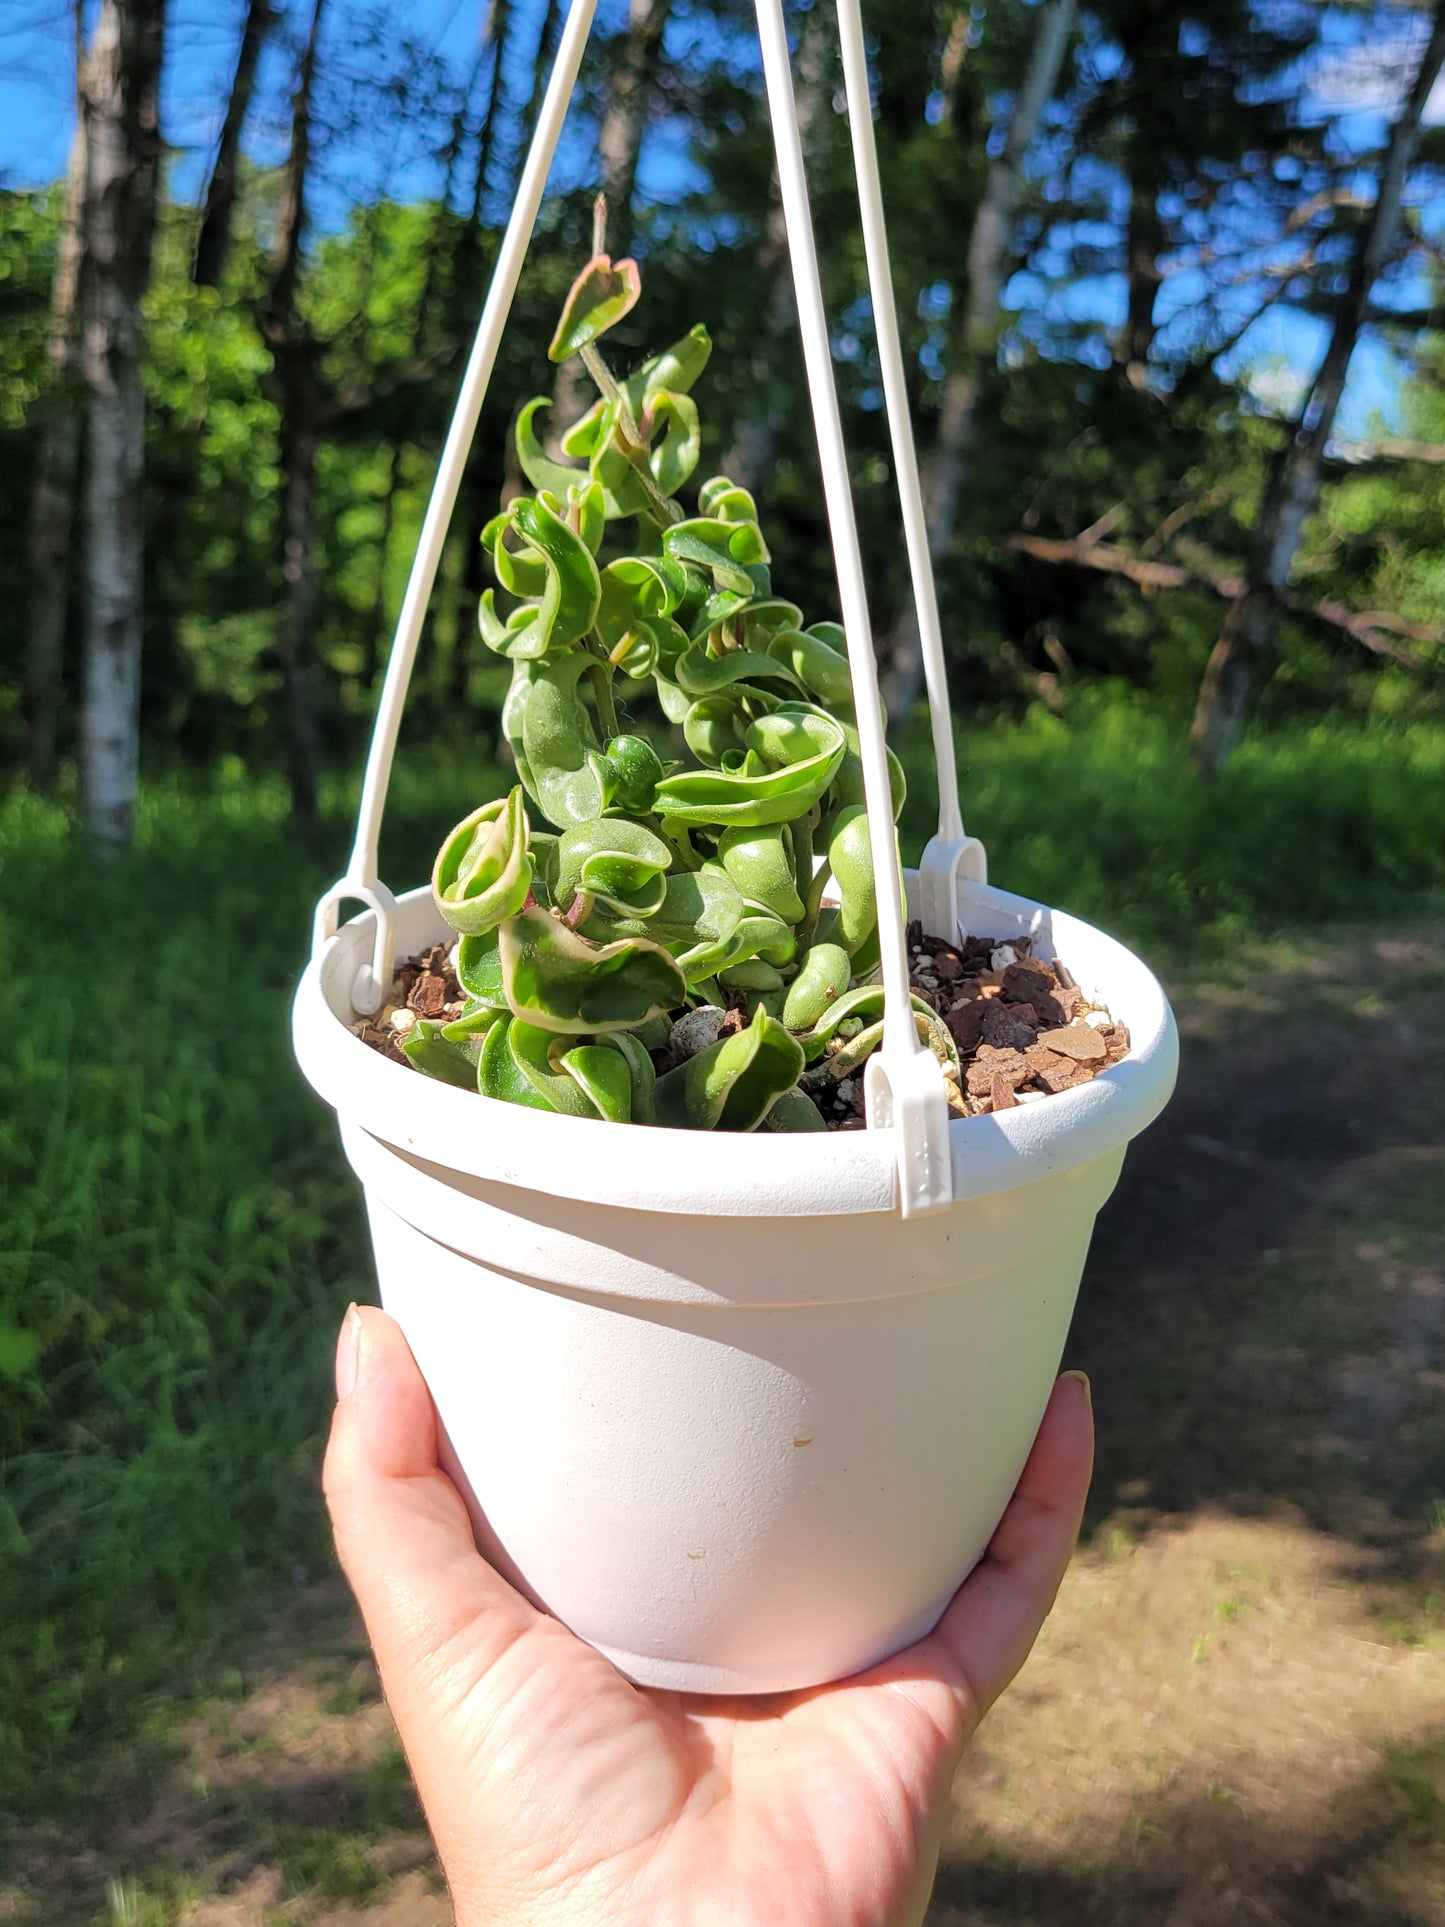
(1060, 1368, 1092, 1407)
(335, 1303, 362, 1402)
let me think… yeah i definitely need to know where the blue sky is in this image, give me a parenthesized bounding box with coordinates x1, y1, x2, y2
(0, 0, 1433, 439)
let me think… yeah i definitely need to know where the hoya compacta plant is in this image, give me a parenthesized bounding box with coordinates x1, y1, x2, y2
(402, 250, 955, 1132)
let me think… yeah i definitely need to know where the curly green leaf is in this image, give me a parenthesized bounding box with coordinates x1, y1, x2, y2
(401, 1018, 484, 1089)
(653, 1007, 805, 1132)
(717, 823, 805, 923)
(781, 941, 852, 1030)
(499, 904, 686, 1034)
(622, 325, 712, 413)
(549, 253, 642, 362)
(603, 735, 666, 813)
(556, 817, 672, 920)
(664, 518, 768, 596)
(508, 1019, 601, 1117)
(478, 1016, 556, 1111)
(432, 787, 533, 937)
(508, 493, 602, 654)
(585, 864, 743, 948)
(763, 1088, 827, 1132)
(455, 926, 509, 1009)
(767, 628, 854, 708)
(828, 805, 878, 958)
(514, 398, 589, 501)
(652, 713, 844, 828)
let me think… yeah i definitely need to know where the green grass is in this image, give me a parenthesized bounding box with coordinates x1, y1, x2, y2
(895, 692, 1445, 952)
(1, 699, 1443, 1847)
(0, 772, 370, 1836)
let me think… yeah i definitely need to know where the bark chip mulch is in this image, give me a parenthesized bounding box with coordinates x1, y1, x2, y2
(350, 942, 465, 1063)
(352, 926, 1129, 1127)
(903, 921, 1128, 1120)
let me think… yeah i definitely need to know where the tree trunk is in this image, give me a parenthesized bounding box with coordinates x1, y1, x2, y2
(1190, 0, 1445, 769)
(278, 406, 324, 818)
(519, 0, 564, 149)
(468, 0, 509, 238)
(193, 0, 274, 287)
(596, 0, 671, 257)
(1122, 168, 1162, 388)
(25, 93, 87, 790)
(263, 0, 327, 821)
(79, 0, 167, 849)
(364, 444, 400, 691)
(879, 0, 1076, 717)
(721, 14, 829, 491)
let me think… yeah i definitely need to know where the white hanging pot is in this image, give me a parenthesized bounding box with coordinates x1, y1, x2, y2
(294, 0, 1177, 1693)
(295, 875, 1175, 1693)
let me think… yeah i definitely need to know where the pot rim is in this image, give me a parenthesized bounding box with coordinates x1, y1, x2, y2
(293, 872, 1178, 1219)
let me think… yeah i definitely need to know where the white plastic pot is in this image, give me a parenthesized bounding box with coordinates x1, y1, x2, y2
(294, 872, 1176, 1694)
(296, 0, 1177, 1694)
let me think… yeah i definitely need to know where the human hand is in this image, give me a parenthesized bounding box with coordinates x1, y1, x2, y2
(323, 1304, 1093, 1927)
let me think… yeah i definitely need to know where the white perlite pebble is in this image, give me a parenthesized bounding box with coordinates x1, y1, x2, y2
(990, 944, 1019, 970)
(835, 1077, 857, 1106)
(1084, 1009, 1113, 1029)
(669, 1006, 726, 1059)
(1013, 1089, 1047, 1104)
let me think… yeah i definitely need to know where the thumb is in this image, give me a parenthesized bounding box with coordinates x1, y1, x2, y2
(322, 1303, 537, 1681)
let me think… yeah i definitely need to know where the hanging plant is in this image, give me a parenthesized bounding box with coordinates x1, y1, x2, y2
(380, 253, 926, 1133)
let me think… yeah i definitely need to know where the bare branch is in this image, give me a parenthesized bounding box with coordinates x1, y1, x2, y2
(1073, 501, 1128, 548)
(1330, 438, 1445, 464)
(1005, 532, 1435, 665)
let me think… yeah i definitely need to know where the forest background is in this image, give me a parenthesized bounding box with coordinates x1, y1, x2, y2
(2, 0, 1445, 1917)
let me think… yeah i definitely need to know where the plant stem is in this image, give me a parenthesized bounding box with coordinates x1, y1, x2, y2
(662, 821, 700, 871)
(580, 342, 640, 441)
(578, 341, 680, 528)
(587, 658, 619, 739)
(789, 809, 816, 905)
(799, 853, 832, 949)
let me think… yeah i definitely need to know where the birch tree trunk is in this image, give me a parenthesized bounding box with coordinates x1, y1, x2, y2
(193, 0, 274, 288)
(25, 74, 87, 790)
(1189, 0, 1445, 770)
(79, 0, 167, 848)
(596, 0, 670, 257)
(879, 0, 1076, 718)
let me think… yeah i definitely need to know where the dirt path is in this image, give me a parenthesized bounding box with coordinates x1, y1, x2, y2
(6, 925, 1443, 1926)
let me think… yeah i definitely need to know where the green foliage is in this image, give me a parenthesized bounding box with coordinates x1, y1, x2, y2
(897, 689, 1445, 950)
(418, 267, 907, 1130)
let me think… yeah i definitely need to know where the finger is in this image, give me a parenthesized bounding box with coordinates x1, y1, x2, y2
(322, 1303, 537, 1680)
(926, 1372, 1094, 1721)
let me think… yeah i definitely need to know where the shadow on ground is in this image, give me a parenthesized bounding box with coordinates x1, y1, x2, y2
(1073, 927, 1445, 1562)
(932, 1724, 1445, 1925)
